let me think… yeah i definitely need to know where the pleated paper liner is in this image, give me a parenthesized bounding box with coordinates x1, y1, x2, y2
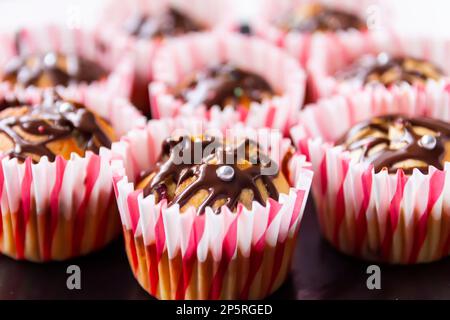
(291, 81, 450, 264)
(0, 85, 146, 262)
(111, 118, 313, 299)
(307, 32, 450, 103)
(150, 31, 305, 133)
(0, 24, 134, 100)
(95, 0, 233, 113)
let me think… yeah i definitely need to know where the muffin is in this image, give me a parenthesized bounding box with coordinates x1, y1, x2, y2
(307, 34, 450, 103)
(335, 54, 445, 88)
(171, 64, 275, 110)
(0, 25, 133, 101)
(275, 3, 366, 33)
(96, 0, 232, 116)
(2, 52, 108, 88)
(150, 32, 305, 132)
(291, 82, 450, 264)
(337, 114, 450, 174)
(112, 119, 313, 299)
(0, 92, 115, 163)
(0, 86, 145, 262)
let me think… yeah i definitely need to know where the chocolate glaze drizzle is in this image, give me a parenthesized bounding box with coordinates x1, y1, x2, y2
(337, 114, 450, 174)
(278, 5, 365, 33)
(174, 63, 274, 110)
(0, 93, 112, 162)
(141, 136, 281, 214)
(124, 7, 203, 39)
(336, 54, 444, 86)
(2, 52, 107, 88)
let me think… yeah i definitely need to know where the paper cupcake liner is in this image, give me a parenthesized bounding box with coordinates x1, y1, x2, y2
(291, 81, 450, 264)
(150, 31, 305, 133)
(111, 118, 313, 299)
(0, 86, 146, 262)
(95, 0, 233, 112)
(307, 31, 450, 103)
(0, 24, 134, 100)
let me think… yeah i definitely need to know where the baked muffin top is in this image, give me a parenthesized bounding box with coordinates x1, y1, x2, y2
(124, 7, 204, 39)
(337, 114, 450, 174)
(137, 135, 290, 214)
(335, 53, 444, 87)
(276, 3, 365, 33)
(2, 52, 108, 88)
(0, 92, 115, 162)
(173, 63, 275, 110)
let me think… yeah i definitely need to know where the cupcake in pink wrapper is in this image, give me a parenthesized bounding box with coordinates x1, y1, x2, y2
(249, 0, 391, 104)
(308, 33, 450, 103)
(96, 0, 233, 116)
(0, 85, 145, 262)
(150, 31, 305, 133)
(0, 25, 134, 101)
(111, 118, 313, 299)
(291, 81, 450, 264)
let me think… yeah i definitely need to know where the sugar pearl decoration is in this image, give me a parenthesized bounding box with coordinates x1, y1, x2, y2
(59, 102, 73, 113)
(43, 52, 57, 67)
(216, 165, 235, 181)
(419, 134, 437, 150)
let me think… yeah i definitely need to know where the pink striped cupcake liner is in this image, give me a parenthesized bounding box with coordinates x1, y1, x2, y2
(111, 118, 313, 299)
(291, 81, 450, 264)
(0, 85, 146, 262)
(150, 31, 305, 133)
(96, 0, 232, 113)
(0, 24, 134, 100)
(308, 33, 450, 103)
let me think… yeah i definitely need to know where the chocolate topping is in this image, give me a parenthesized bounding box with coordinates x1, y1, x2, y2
(124, 8, 203, 39)
(278, 4, 365, 33)
(336, 54, 445, 87)
(0, 93, 112, 162)
(174, 64, 274, 110)
(2, 52, 108, 88)
(337, 114, 450, 174)
(141, 136, 282, 214)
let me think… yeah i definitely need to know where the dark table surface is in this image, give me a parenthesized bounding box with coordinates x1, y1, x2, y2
(1, 199, 449, 300)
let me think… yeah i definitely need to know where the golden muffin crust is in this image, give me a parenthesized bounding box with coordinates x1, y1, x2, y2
(2, 52, 107, 88)
(0, 92, 116, 162)
(336, 53, 444, 87)
(173, 63, 275, 110)
(124, 7, 204, 39)
(137, 135, 291, 214)
(337, 114, 450, 174)
(276, 3, 366, 33)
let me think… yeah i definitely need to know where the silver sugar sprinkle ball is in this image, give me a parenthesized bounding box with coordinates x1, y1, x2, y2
(419, 134, 437, 150)
(43, 52, 57, 67)
(216, 165, 235, 182)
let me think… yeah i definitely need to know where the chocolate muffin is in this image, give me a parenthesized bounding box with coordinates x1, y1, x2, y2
(137, 135, 290, 214)
(2, 52, 108, 88)
(337, 114, 450, 174)
(124, 7, 204, 40)
(0, 92, 116, 162)
(335, 53, 445, 87)
(173, 63, 275, 110)
(276, 3, 366, 33)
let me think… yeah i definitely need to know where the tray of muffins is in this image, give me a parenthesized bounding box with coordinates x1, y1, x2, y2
(1, 0, 450, 301)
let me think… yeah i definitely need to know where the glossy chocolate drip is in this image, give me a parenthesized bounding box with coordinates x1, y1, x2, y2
(336, 54, 444, 86)
(174, 64, 274, 110)
(337, 114, 450, 173)
(142, 136, 280, 214)
(0, 93, 112, 162)
(2, 52, 107, 88)
(125, 7, 202, 39)
(279, 5, 365, 33)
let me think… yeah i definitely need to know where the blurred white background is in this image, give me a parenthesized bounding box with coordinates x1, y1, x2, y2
(0, 0, 448, 37)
